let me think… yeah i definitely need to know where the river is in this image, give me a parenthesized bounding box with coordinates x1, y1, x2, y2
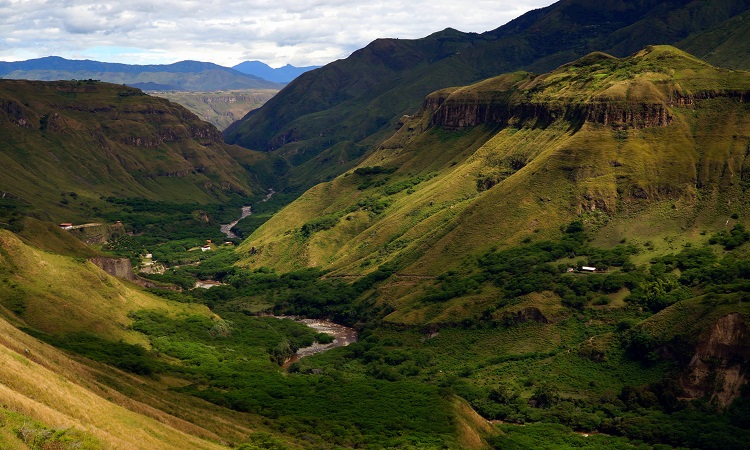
(220, 189, 276, 239)
(220, 206, 252, 239)
(275, 316, 358, 367)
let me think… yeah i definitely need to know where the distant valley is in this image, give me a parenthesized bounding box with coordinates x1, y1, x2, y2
(153, 89, 279, 130)
(0, 57, 324, 130)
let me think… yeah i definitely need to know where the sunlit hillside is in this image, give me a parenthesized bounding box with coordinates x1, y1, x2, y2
(237, 46, 750, 280)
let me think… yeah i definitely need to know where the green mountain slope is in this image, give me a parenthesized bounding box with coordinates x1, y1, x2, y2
(0, 79, 264, 222)
(0, 228, 284, 449)
(213, 48, 750, 449)
(236, 46, 750, 276)
(224, 0, 750, 193)
(679, 8, 750, 70)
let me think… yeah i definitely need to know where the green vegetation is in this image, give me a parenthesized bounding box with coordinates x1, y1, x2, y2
(30, 218, 748, 448)
(0, 407, 101, 450)
(25, 330, 161, 375)
(123, 310, 454, 448)
(0, 79, 261, 223)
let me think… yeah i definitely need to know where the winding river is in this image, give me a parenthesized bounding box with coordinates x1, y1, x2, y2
(276, 316, 358, 367)
(220, 200, 354, 365)
(220, 189, 276, 239)
(220, 206, 252, 239)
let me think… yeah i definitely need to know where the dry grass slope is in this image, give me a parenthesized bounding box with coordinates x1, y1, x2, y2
(0, 314, 228, 450)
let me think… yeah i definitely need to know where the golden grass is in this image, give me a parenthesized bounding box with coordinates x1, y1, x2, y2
(0, 229, 213, 341)
(0, 314, 229, 450)
(451, 396, 497, 449)
(0, 228, 275, 447)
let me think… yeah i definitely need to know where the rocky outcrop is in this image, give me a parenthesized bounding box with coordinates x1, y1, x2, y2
(89, 256, 137, 281)
(89, 256, 180, 290)
(502, 307, 549, 325)
(679, 313, 750, 407)
(424, 84, 749, 132)
(426, 94, 674, 131)
(584, 102, 671, 128)
(0, 99, 33, 128)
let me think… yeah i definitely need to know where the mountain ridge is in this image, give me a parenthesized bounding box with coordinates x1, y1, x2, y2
(235, 46, 750, 276)
(0, 79, 262, 222)
(224, 0, 750, 193)
(0, 56, 283, 91)
(232, 60, 320, 83)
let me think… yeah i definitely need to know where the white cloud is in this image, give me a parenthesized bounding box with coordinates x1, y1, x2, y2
(0, 0, 554, 67)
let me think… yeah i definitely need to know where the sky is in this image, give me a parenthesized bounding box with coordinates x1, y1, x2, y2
(0, 0, 555, 68)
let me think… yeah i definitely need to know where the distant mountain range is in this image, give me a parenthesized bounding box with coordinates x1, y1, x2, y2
(0, 56, 316, 91)
(232, 61, 320, 83)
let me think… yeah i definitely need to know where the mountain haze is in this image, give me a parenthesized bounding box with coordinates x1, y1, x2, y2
(0, 56, 283, 91)
(232, 61, 320, 83)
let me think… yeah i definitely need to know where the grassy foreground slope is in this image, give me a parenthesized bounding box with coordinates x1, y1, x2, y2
(0, 228, 265, 449)
(237, 46, 750, 277)
(0, 314, 229, 450)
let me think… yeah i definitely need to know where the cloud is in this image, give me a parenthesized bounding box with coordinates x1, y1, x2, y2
(0, 0, 554, 67)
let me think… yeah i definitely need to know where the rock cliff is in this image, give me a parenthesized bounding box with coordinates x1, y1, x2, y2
(680, 313, 750, 407)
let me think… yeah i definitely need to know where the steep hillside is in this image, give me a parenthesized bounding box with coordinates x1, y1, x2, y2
(0, 79, 263, 222)
(236, 46, 750, 276)
(0, 57, 282, 91)
(0, 228, 266, 449)
(679, 8, 750, 70)
(224, 0, 750, 192)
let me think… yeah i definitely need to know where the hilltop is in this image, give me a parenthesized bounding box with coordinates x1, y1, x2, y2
(224, 0, 750, 193)
(237, 45, 750, 276)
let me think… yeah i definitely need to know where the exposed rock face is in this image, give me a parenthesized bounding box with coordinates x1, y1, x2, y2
(0, 99, 31, 127)
(423, 64, 750, 131)
(89, 256, 137, 281)
(680, 313, 750, 407)
(426, 94, 675, 131)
